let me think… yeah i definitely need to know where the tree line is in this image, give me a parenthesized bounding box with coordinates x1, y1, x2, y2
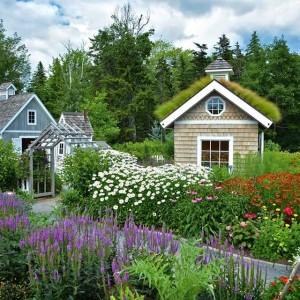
(1, 3, 300, 151)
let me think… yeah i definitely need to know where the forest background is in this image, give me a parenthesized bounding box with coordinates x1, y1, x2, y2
(1, 3, 300, 151)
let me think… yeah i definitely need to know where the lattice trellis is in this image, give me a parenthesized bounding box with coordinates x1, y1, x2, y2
(28, 122, 98, 197)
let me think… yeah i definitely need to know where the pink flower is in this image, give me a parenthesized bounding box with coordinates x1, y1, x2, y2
(196, 197, 203, 201)
(191, 190, 198, 195)
(206, 196, 213, 200)
(229, 233, 233, 237)
(199, 182, 205, 186)
(226, 226, 231, 231)
(240, 221, 248, 227)
(244, 212, 257, 220)
(283, 207, 293, 216)
(215, 186, 222, 190)
(192, 199, 198, 203)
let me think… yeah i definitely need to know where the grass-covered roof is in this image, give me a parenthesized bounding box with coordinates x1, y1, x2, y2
(155, 77, 281, 123)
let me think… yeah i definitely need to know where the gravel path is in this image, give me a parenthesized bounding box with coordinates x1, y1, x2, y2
(32, 197, 298, 283)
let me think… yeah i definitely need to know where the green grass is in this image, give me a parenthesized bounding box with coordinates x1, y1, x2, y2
(155, 77, 281, 123)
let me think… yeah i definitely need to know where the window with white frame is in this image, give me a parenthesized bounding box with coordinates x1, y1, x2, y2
(206, 96, 225, 116)
(27, 110, 36, 125)
(59, 142, 64, 155)
(197, 136, 233, 168)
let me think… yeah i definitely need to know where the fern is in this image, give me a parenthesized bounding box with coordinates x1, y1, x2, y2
(126, 243, 220, 300)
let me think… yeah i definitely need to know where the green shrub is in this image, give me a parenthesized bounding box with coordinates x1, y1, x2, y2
(113, 138, 174, 165)
(252, 217, 300, 261)
(0, 140, 22, 191)
(61, 148, 111, 196)
(59, 189, 84, 213)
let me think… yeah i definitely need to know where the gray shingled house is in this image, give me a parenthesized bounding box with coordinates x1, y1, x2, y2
(0, 82, 56, 153)
(156, 57, 281, 170)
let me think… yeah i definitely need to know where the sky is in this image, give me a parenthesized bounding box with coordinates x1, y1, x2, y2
(2, 0, 300, 71)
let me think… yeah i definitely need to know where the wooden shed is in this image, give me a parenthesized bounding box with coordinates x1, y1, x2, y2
(156, 58, 281, 170)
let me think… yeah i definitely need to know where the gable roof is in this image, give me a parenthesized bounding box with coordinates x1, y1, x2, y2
(0, 93, 56, 134)
(159, 79, 278, 129)
(59, 112, 94, 137)
(0, 82, 16, 91)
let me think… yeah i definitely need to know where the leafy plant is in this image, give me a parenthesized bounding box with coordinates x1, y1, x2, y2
(126, 242, 219, 300)
(252, 217, 300, 261)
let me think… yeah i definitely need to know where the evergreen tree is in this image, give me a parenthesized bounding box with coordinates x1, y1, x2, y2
(0, 19, 30, 90)
(192, 43, 211, 79)
(213, 34, 233, 61)
(28, 61, 48, 100)
(231, 42, 244, 82)
(89, 3, 154, 142)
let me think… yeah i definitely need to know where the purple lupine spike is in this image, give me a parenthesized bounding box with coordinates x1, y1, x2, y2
(245, 294, 253, 300)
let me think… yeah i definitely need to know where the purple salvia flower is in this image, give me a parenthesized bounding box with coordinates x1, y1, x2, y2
(245, 294, 253, 300)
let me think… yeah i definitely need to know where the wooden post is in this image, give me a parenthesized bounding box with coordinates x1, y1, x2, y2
(278, 260, 300, 300)
(50, 148, 55, 197)
(29, 149, 33, 194)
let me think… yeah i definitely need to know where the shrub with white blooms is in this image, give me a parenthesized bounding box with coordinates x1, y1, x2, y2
(89, 149, 210, 225)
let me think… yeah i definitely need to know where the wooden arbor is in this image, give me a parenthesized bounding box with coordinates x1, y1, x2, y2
(28, 122, 98, 198)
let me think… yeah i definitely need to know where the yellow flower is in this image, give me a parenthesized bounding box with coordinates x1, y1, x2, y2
(264, 216, 269, 220)
(294, 214, 298, 217)
(262, 205, 267, 209)
(272, 203, 276, 206)
(291, 218, 295, 221)
(285, 224, 290, 227)
(275, 208, 280, 212)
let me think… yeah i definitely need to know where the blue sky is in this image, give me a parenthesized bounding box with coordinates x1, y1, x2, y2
(2, 0, 300, 70)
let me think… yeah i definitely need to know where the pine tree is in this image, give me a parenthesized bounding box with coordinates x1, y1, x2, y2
(28, 61, 48, 100)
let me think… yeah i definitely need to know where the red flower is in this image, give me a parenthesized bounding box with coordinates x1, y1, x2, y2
(269, 282, 276, 287)
(282, 207, 293, 216)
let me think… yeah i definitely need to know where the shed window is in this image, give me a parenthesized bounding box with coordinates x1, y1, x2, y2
(198, 136, 233, 169)
(59, 143, 64, 155)
(206, 96, 225, 116)
(28, 110, 36, 125)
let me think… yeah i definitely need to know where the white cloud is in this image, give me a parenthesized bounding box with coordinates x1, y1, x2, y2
(1, 0, 299, 71)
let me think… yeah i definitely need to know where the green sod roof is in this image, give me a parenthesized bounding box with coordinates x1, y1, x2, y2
(155, 77, 281, 123)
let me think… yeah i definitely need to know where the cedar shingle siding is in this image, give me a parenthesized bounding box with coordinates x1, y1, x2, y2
(174, 95, 258, 164)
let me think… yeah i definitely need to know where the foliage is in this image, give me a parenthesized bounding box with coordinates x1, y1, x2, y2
(252, 217, 300, 262)
(233, 151, 300, 177)
(28, 61, 48, 101)
(220, 79, 282, 122)
(223, 218, 259, 249)
(264, 275, 300, 300)
(174, 182, 250, 238)
(113, 138, 173, 164)
(206, 239, 267, 300)
(59, 188, 84, 213)
(0, 140, 23, 191)
(22, 211, 179, 299)
(0, 19, 31, 90)
(89, 150, 209, 226)
(61, 148, 112, 197)
(89, 3, 155, 142)
(126, 242, 219, 300)
(83, 92, 120, 143)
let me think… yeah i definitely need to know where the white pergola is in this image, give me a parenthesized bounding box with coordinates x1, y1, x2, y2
(28, 122, 98, 198)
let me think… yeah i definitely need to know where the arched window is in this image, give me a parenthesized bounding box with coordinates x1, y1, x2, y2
(206, 96, 225, 116)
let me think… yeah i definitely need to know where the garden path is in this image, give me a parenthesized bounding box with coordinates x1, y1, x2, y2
(32, 198, 299, 284)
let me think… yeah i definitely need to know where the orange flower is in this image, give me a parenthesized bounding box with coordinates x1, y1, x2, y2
(280, 276, 289, 284)
(269, 282, 276, 286)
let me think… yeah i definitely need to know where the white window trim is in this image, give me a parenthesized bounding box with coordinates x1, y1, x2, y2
(27, 110, 37, 125)
(205, 96, 226, 116)
(197, 136, 234, 168)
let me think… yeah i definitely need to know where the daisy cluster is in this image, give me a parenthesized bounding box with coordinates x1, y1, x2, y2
(89, 150, 210, 224)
